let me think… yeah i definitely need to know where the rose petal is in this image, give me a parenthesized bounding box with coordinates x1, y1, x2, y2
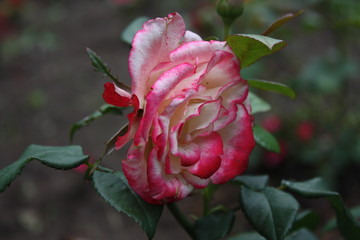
(115, 95, 141, 149)
(170, 40, 231, 65)
(147, 148, 193, 202)
(175, 142, 201, 166)
(182, 171, 209, 189)
(122, 143, 156, 203)
(187, 132, 223, 179)
(201, 50, 240, 88)
(103, 82, 132, 107)
(165, 154, 182, 175)
(134, 63, 195, 145)
(158, 89, 196, 162)
(186, 100, 221, 133)
(129, 13, 186, 107)
(182, 30, 202, 42)
(211, 104, 255, 184)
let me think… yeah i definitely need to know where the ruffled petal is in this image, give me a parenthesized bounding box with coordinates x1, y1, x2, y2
(185, 100, 221, 134)
(147, 148, 194, 203)
(170, 40, 231, 65)
(187, 132, 223, 179)
(181, 171, 209, 189)
(165, 154, 182, 175)
(129, 13, 186, 107)
(200, 50, 240, 88)
(134, 63, 195, 145)
(175, 142, 201, 166)
(211, 104, 255, 184)
(155, 88, 198, 167)
(122, 143, 156, 203)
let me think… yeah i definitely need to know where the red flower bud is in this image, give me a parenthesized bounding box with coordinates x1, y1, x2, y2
(296, 121, 315, 141)
(261, 115, 282, 133)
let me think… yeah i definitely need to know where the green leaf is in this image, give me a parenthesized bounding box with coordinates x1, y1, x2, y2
(249, 92, 271, 114)
(262, 10, 304, 36)
(86, 48, 130, 91)
(292, 210, 320, 232)
(240, 187, 299, 240)
(285, 228, 318, 240)
(70, 104, 123, 142)
(194, 211, 235, 240)
(227, 232, 266, 240)
(0, 145, 88, 193)
(247, 79, 296, 99)
(281, 178, 331, 197)
(102, 123, 128, 156)
(86, 48, 116, 80)
(281, 178, 360, 240)
(226, 34, 286, 68)
(231, 175, 269, 191)
(323, 205, 360, 232)
(93, 171, 163, 239)
(253, 125, 280, 153)
(228, 229, 318, 240)
(121, 16, 150, 45)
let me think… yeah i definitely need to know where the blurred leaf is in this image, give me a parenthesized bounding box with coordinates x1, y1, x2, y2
(262, 10, 304, 36)
(292, 210, 320, 232)
(231, 175, 269, 191)
(301, 10, 324, 30)
(0, 145, 88, 193)
(249, 92, 271, 114)
(226, 34, 286, 68)
(253, 125, 280, 153)
(26, 89, 47, 109)
(285, 228, 318, 240)
(241, 61, 264, 79)
(194, 210, 235, 240)
(323, 205, 360, 232)
(93, 171, 163, 239)
(296, 51, 358, 94)
(69, 104, 123, 142)
(228, 232, 266, 240)
(229, 228, 318, 240)
(240, 187, 299, 240)
(248, 79, 296, 99)
(121, 16, 150, 45)
(282, 178, 360, 240)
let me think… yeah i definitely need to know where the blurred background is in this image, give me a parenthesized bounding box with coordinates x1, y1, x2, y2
(0, 0, 359, 239)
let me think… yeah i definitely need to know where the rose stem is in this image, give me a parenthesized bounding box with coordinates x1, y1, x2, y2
(167, 202, 196, 239)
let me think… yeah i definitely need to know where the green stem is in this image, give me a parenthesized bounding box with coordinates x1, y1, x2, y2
(167, 203, 196, 239)
(223, 23, 231, 40)
(223, 18, 234, 40)
(203, 192, 211, 216)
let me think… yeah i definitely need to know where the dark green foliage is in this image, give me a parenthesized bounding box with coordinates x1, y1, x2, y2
(93, 171, 163, 239)
(0, 145, 88, 193)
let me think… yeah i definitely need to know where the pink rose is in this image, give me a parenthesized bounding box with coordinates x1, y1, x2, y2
(104, 13, 255, 204)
